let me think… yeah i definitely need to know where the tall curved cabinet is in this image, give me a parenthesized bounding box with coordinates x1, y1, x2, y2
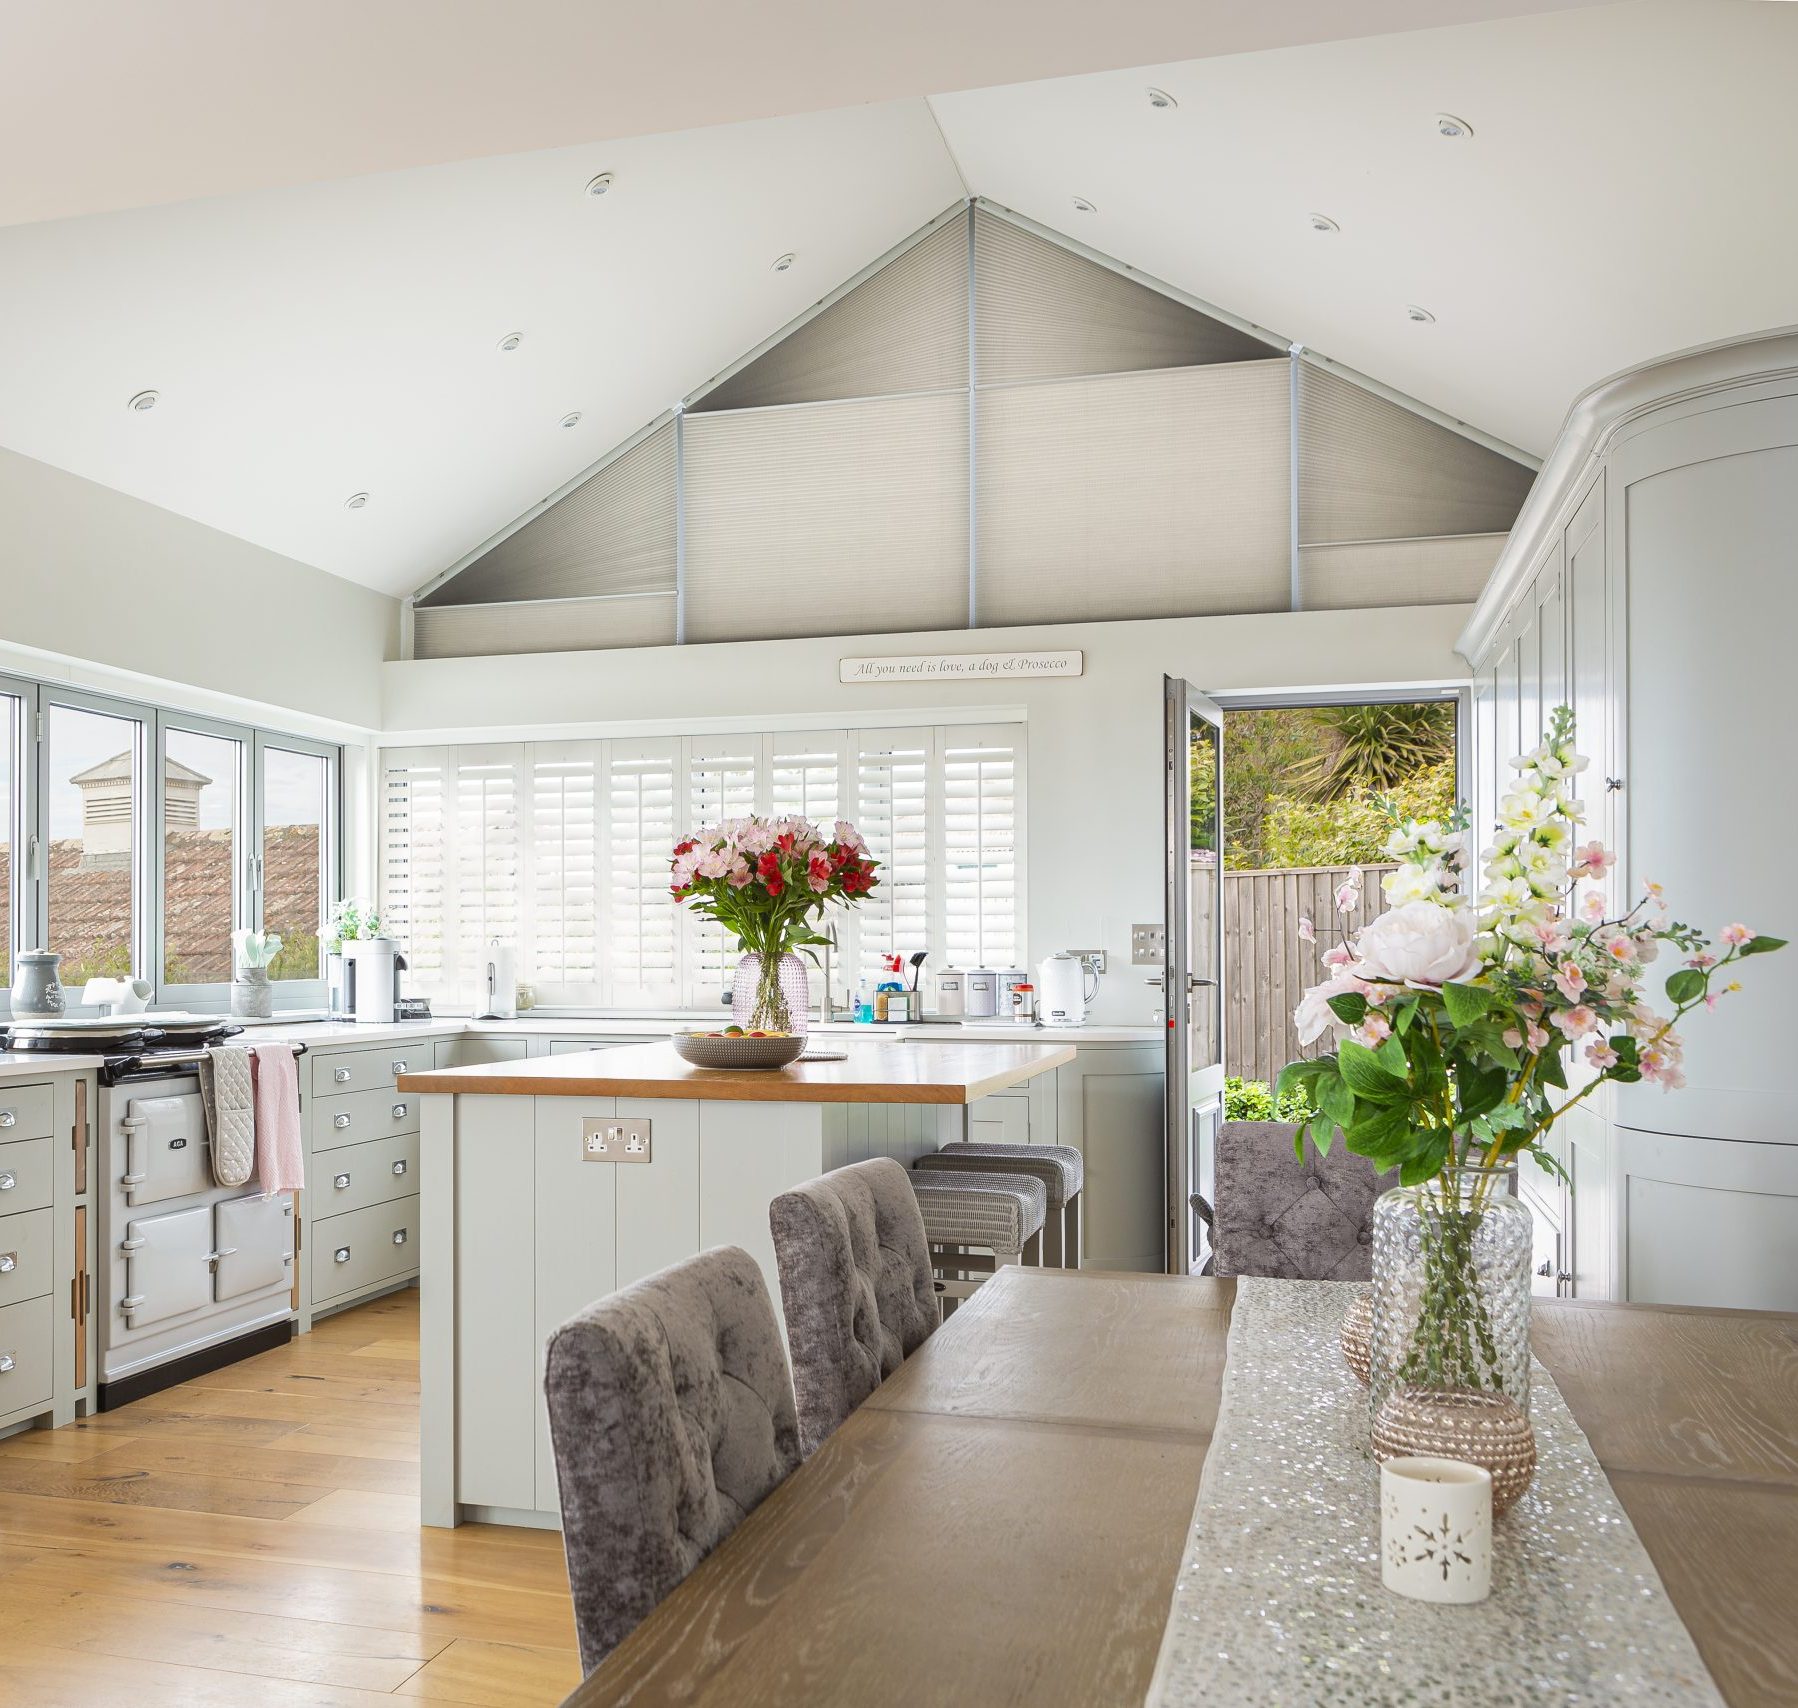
(1461, 327, 1798, 1312)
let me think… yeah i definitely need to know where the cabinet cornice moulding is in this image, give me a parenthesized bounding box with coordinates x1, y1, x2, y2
(1457, 325, 1798, 666)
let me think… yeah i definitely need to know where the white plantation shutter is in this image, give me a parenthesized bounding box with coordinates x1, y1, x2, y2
(684, 738, 762, 1005)
(606, 739, 680, 1007)
(528, 742, 600, 999)
(942, 727, 1023, 971)
(380, 749, 449, 999)
(853, 729, 932, 984)
(378, 721, 1024, 1013)
(454, 747, 524, 1006)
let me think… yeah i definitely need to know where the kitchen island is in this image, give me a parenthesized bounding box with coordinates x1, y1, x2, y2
(400, 1038, 1073, 1529)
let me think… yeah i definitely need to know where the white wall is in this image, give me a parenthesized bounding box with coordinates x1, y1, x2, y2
(0, 446, 398, 730)
(383, 604, 1471, 1021)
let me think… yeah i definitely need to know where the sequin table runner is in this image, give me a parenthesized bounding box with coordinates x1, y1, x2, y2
(1146, 1278, 1725, 1707)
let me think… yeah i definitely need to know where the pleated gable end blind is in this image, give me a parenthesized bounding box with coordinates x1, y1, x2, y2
(1299, 534, 1507, 611)
(976, 361, 1291, 626)
(974, 208, 1272, 385)
(379, 724, 1022, 1010)
(1298, 365, 1535, 545)
(681, 392, 969, 643)
(412, 592, 676, 660)
(416, 415, 676, 628)
(693, 215, 969, 412)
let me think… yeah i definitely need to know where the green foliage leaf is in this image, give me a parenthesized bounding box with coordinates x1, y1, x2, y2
(1399, 1133, 1452, 1186)
(1455, 1062, 1509, 1122)
(1373, 1034, 1411, 1078)
(1317, 1073, 1356, 1131)
(1326, 991, 1368, 1025)
(1442, 981, 1492, 1028)
(1536, 1050, 1568, 1091)
(1448, 1019, 1521, 1069)
(1739, 935, 1786, 956)
(1337, 1039, 1405, 1098)
(1663, 968, 1705, 1006)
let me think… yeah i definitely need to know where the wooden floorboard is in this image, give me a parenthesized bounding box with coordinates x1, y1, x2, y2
(0, 1290, 580, 1705)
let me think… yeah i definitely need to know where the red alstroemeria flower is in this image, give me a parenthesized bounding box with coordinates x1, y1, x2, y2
(757, 851, 780, 878)
(765, 876, 784, 897)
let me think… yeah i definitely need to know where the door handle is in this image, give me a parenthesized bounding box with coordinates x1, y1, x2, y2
(392, 1228, 408, 1246)
(391, 1060, 409, 1074)
(333, 1172, 351, 1191)
(392, 1103, 408, 1120)
(334, 1246, 351, 1264)
(334, 1067, 352, 1083)
(333, 1114, 351, 1129)
(1187, 976, 1218, 991)
(391, 1160, 408, 1177)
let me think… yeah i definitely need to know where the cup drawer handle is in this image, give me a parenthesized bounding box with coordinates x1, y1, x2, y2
(333, 1114, 351, 1130)
(392, 1159, 408, 1177)
(391, 1060, 409, 1074)
(0, 1252, 15, 1273)
(0, 1351, 14, 1374)
(0, 1172, 14, 1192)
(0, 1109, 15, 1129)
(334, 1246, 351, 1264)
(392, 1229, 408, 1247)
(334, 1067, 352, 1084)
(333, 1172, 351, 1191)
(392, 1103, 408, 1120)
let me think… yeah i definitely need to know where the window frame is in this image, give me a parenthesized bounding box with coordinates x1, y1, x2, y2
(0, 670, 342, 1019)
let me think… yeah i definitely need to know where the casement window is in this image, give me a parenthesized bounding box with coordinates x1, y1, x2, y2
(0, 671, 341, 1014)
(379, 722, 1026, 1012)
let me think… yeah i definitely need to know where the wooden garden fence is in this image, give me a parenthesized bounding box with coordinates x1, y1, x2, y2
(1194, 861, 1398, 1090)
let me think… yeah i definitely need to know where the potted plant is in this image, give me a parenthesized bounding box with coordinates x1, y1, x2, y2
(671, 817, 879, 1034)
(1279, 707, 1782, 1426)
(231, 929, 284, 1018)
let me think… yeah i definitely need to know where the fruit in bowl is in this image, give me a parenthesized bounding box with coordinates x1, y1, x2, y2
(672, 1028, 807, 1069)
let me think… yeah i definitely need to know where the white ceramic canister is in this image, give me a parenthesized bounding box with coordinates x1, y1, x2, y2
(965, 968, 998, 1017)
(935, 969, 966, 1018)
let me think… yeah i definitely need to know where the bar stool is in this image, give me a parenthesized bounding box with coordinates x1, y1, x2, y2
(908, 1167, 1047, 1304)
(913, 1142, 1085, 1268)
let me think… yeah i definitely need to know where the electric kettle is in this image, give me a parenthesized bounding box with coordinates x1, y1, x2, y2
(1036, 953, 1087, 1029)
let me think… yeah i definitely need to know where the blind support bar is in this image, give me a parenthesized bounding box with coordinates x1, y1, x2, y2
(674, 407, 687, 644)
(965, 201, 979, 631)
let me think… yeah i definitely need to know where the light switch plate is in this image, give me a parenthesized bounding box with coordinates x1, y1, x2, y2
(1132, 923, 1166, 965)
(582, 1116, 653, 1163)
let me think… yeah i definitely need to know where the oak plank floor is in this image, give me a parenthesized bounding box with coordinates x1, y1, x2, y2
(0, 1289, 581, 1706)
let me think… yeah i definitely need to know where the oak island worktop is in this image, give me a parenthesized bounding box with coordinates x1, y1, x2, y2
(407, 1039, 1073, 1528)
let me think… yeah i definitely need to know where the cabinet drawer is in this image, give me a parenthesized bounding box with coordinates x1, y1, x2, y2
(312, 1196, 419, 1303)
(313, 1045, 427, 1100)
(0, 1136, 53, 1216)
(0, 1085, 55, 1142)
(0, 1295, 54, 1418)
(310, 1131, 420, 1218)
(432, 1037, 530, 1070)
(0, 1207, 53, 1308)
(312, 1086, 421, 1154)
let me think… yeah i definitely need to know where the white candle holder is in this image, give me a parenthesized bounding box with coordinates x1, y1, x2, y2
(1380, 1455, 1492, 1604)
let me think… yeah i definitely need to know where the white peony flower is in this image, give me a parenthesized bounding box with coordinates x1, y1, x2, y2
(1352, 901, 1483, 988)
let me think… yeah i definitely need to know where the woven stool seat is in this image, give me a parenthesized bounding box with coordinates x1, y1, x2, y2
(909, 1170, 1047, 1253)
(914, 1142, 1084, 1209)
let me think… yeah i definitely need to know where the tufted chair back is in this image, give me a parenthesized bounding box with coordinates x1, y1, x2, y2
(545, 1245, 801, 1674)
(1196, 1121, 1397, 1281)
(769, 1157, 942, 1457)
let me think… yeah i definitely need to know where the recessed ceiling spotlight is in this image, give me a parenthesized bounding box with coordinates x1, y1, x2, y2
(1405, 304, 1437, 323)
(1071, 196, 1098, 214)
(127, 389, 159, 412)
(585, 171, 615, 197)
(497, 332, 523, 353)
(559, 412, 582, 429)
(1435, 113, 1473, 140)
(344, 491, 370, 510)
(771, 252, 796, 272)
(1146, 87, 1177, 110)
(1309, 213, 1340, 234)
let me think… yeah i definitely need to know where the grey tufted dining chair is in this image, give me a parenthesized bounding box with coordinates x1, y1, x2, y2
(544, 1245, 802, 1674)
(768, 1158, 942, 1457)
(1193, 1120, 1397, 1280)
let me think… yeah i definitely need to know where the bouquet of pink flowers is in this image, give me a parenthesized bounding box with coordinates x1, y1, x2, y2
(671, 817, 880, 1026)
(1280, 706, 1783, 1187)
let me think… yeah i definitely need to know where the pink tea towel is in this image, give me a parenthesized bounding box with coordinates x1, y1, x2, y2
(249, 1042, 306, 1196)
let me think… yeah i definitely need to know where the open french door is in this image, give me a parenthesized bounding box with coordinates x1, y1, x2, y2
(1164, 678, 1225, 1276)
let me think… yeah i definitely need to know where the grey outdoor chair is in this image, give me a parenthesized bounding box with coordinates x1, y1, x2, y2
(1192, 1120, 1397, 1280)
(544, 1245, 802, 1674)
(769, 1157, 942, 1457)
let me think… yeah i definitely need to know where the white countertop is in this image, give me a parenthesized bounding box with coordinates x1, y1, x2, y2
(0, 1049, 106, 1081)
(233, 1014, 1160, 1047)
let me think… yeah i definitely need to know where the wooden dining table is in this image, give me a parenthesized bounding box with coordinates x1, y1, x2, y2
(568, 1268, 1798, 1708)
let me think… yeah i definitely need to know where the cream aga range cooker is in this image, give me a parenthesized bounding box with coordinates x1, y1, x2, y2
(5, 1018, 303, 1408)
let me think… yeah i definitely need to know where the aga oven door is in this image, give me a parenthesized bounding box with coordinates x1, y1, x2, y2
(120, 1204, 213, 1328)
(213, 1194, 294, 1302)
(121, 1094, 212, 1206)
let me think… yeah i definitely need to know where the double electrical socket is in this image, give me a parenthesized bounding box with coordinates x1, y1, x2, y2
(582, 1117, 652, 1163)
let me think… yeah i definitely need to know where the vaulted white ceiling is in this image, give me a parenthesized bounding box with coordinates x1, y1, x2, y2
(0, 1, 1792, 597)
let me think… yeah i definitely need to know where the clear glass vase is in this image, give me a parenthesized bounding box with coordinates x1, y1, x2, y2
(731, 952, 810, 1036)
(1369, 1166, 1533, 1423)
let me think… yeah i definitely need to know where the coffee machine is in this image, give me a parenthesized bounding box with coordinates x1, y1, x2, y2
(337, 938, 406, 1023)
